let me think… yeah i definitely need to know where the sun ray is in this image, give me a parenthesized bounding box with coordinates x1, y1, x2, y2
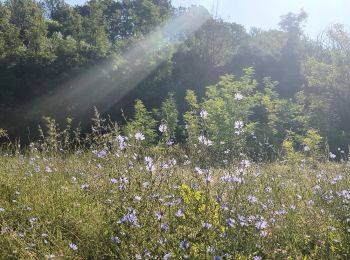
(24, 7, 209, 128)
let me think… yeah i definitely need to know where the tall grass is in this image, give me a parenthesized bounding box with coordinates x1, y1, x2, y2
(0, 111, 350, 259)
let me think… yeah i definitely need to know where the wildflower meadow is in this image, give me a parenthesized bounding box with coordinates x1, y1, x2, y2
(1, 71, 350, 259)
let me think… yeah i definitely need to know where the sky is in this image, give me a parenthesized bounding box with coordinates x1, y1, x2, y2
(66, 0, 350, 38)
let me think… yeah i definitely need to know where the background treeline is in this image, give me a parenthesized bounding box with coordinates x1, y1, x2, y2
(0, 0, 350, 155)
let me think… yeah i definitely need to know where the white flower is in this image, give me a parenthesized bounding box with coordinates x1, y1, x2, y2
(183, 160, 191, 165)
(111, 236, 120, 243)
(145, 156, 155, 172)
(175, 209, 184, 218)
(166, 139, 174, 146)
(198, 135, 213, 146)
(234, 121, 244, 135)
(117, 135, 127, 150)
(80, 184, 89, 189)
(134, 195, 142, 202)
(200, 110, 208, 118)
(194, 167, 203, 174)
(234, 121, 244, 129)
(144, 156, 153, 164)
(329, 152, 336, 159)
(180, 240, 190, 250)
(45, 166, 53, 173)
(69, 242, 78, 251)
(247, 195, 258, 203)
(159, 124, 167, 133)
(226, 218, 235, 227)
(170, 158, 177, 166)
(306, 200, 314, 206)
(205, 173, 213, 182)
(29, 217, 37, 224)
(241, 159, 251, 167)
(202, 222, 212, 230)
(255, 220, 268, 229)
(134, 132, 145, 140)
(143, 181, 151, 188)
(234, 93, 243, 101)
(160, 161, 169, 169)
(97, 149, 107, 158)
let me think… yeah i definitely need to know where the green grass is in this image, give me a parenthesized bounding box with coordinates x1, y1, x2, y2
(1, 149, 350, 259)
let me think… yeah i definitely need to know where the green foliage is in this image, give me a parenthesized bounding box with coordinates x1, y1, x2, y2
(0, 128, 8, 139)
(0, 1, 349, 158)
(178, 184, 221, 258)
(159, 93, 179, 139)
(180, 68, 317, 162)
(200, 69, 258, 158)
(125, 99, 157, 143)
(6, 0, 53, 61)
(183, 89, 200, 144)
(304, 25, 350, 150)
(79, 0, 111, 59)
(302, 129, 323, 160)
(38, 116, 60, 153)
(282, 135, 302, 163)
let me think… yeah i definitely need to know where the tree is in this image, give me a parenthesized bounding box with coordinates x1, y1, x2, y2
(78, 0, 111, 59)
(6, 0, 49, 55)
(305, 24, 350, 150)
(0, 3, 23, 101)
(40, 0, 65, 18)
(277, 9, 308, 97)
(171, 15, 247, 108)
(48, 3, 83, 39)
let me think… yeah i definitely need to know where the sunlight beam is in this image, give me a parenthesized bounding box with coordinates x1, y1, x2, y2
(23, 7, 209, 129)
